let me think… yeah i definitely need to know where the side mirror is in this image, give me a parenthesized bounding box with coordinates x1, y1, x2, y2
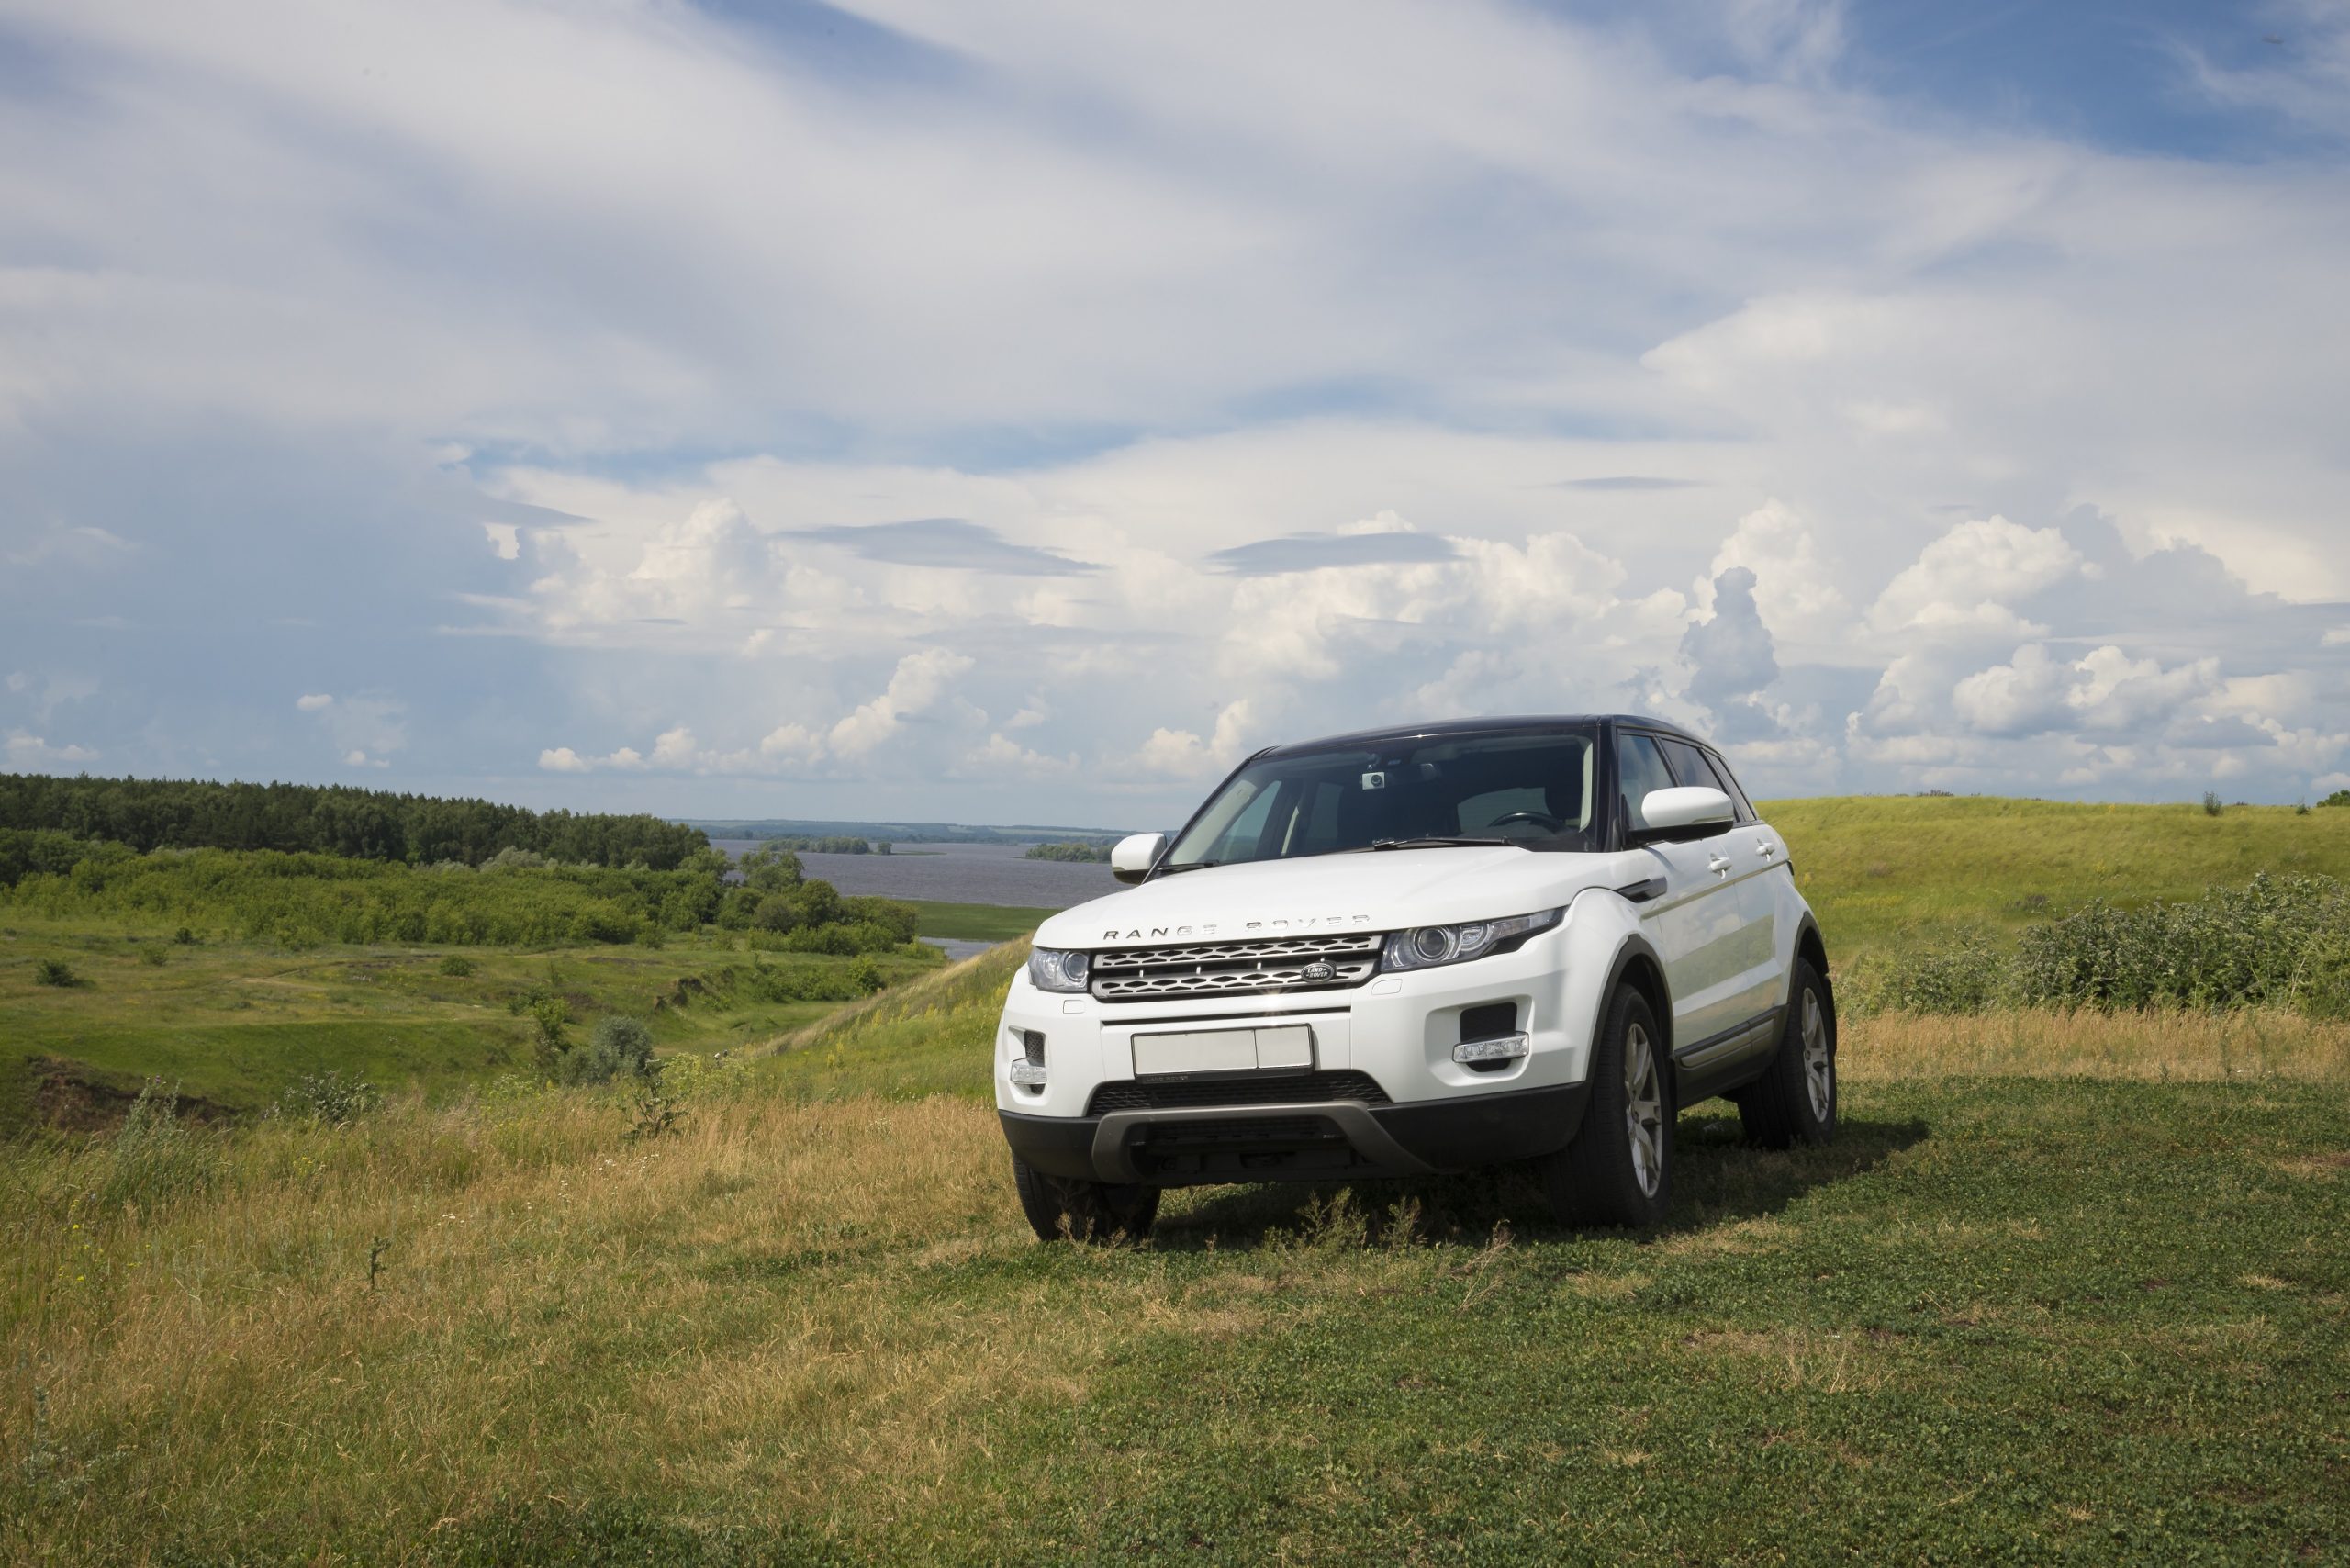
(1110, 832, 1168, 885)
(1635, 787, 1733, 843)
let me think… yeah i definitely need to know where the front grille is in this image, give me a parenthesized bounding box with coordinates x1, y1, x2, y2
(1086, 1070, 1392, 1114)
(1089, 931, 1385, 1002)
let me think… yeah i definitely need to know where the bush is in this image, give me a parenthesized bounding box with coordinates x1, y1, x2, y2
(847, 955, 885, 994)
(2201, 790, 2224, 817)
(437, 954, 476, 977)
(33, 958, 81, 988)
(2322, 790, 2350, 809)
(1863, 928, 2012, 1014)
(279, 1070, 383, 1125)
(173, 925, 197, 945)
(100, 1081, 218, 1214)
(2013, 873, 2349, 1012)
(139, 946, 168, 967)
(556, 1015, 658, 1087)
(530, 998, 572, 1073)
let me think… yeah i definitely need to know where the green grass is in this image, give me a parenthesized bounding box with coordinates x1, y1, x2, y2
(898, 897, 1056, 941)
(1766, 795, 2350, 967)
(0, 921, 937, 1133)
(3, 1072, 2343, 1562)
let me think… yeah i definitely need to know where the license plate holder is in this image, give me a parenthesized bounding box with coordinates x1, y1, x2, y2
(1131, 1024, 1316, 1081)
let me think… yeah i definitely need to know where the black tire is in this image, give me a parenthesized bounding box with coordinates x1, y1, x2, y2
(1011, 1156, 1159, 1244)
(1737, 958, 1838, 1149)
(1537, 985, 1672, 1228)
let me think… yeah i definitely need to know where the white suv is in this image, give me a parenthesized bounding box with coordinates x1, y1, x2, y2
(995, 715, 1836, 1239)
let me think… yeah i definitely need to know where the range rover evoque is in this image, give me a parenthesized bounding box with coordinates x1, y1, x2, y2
(995, 715, 1837, 1239)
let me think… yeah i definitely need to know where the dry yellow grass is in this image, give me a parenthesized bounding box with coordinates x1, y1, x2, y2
(1841, 1006, 2350, 1081)
(1, 1084, 1438, 1561)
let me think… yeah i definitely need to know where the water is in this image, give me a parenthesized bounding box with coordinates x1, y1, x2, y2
(711, 838, 1121, 911)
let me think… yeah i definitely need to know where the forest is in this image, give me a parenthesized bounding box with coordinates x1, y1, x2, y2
(0, 772, 708, 868)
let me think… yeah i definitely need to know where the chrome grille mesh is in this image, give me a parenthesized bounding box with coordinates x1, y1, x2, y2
(1089, 931, 1385, 1002)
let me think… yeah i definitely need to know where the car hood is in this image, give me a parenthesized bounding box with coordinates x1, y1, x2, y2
(1035, 846, 1651, 951)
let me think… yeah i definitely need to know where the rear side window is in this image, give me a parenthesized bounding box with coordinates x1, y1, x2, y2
(1658, 737, 1753, 824)
(1704, 750, 1759, 822)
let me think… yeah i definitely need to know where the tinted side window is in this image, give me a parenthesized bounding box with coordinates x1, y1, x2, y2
(1617, 734, 1679, 832)
(1658, 738, 1748, 826)
(1703, 750, 1759, 823)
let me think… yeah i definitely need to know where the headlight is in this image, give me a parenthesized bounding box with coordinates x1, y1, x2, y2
(1381, 908, 1563, 972)
(1028, 947, 1091, 993)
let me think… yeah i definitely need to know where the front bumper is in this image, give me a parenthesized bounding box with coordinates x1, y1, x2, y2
(1000, 1080, 1591, 1186)
(994, 922, 1597, 1186)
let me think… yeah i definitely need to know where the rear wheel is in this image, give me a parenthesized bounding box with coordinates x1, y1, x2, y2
(1537, 986, 1672, 1228)
(1011, 1157, 1159, 1244)
(1736, 958, 1837, 1148)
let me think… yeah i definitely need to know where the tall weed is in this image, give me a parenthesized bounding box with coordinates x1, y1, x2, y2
(97, 1081, 221, 1215)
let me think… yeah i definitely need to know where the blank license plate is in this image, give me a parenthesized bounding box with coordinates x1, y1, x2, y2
(1132, 1025, 1315, 1079)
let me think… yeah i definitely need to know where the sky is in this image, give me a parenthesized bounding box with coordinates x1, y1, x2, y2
(4, 0, 2348, 828)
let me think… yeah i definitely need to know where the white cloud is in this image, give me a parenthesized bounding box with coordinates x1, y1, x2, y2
(4, 1, 2349, 811)
(5, 731, 100, 768)
(1866, 518, 2086, 640)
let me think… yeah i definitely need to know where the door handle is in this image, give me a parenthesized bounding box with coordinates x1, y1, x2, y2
(1755, 838, 1776, 857)
(1707, 854, 1731, 877)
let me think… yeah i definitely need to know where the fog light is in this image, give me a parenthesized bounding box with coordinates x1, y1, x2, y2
(1451, 1032, 1530, 1065)
(1010, 1027, 1046, 1086)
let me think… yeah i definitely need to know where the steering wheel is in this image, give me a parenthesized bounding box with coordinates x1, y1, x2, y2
(1490, 810, 1563, 831)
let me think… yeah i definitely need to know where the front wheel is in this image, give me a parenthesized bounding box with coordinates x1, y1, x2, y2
(1011, 1156, 1159, 1244)
(1736, 958, 1838, 1148)
(1536, 986, 1672, 1228)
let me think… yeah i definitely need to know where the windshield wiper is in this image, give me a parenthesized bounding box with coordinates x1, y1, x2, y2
(1154, 859, 1224, 876)
(1366, 836, 1518, 851)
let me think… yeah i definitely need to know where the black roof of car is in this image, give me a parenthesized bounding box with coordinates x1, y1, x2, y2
(1256, 713, 1709, 759)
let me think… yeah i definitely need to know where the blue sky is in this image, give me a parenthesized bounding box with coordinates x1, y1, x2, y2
(3, 0, 2347, 825)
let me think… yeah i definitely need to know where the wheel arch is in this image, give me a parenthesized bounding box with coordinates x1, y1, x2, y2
(1793, 914, 1832, 1010)
(1601, 935, 1672, 1058)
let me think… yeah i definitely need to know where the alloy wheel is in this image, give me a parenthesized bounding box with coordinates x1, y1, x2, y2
(1623, 1022, 1663, 1195)
(1800, 989, 1832, 1122)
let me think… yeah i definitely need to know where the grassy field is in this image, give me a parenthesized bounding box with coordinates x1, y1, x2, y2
(0, 922, 940, 1134)
(3, 958, 2344, 1562)
(6, 798, 2350, 1561)
(1765, 796, 2350, 968)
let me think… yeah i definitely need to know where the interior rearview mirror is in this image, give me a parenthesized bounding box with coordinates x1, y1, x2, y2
(1636, 786, 1733, 842)
(1110, 831, 1169, 884)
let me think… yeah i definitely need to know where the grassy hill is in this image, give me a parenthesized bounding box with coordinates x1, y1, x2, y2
(1767, 795, 2350, 964)
(6, 801, 2350, 1560)
(4, 1028, 2343, 1561)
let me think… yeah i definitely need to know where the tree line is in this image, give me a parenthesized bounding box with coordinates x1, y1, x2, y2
(0, 772, 709, 868)
(1, 831, 923, 953)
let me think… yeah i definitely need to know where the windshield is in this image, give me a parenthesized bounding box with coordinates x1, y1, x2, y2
(1163, 727, 1602, 869)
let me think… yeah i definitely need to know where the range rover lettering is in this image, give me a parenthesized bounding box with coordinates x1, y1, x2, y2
(995, 715, 1837, 1239)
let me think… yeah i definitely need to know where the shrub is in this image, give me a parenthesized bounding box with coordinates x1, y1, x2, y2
(33, 958, 81, 988)
(100, 1081, 219, 1214)
(2014, 873, 2349, 1011)
(1863, 928, 2012, 1014)
(2201, 790, 2224, 817)
(139, 945, 168, 967)
(556, 1015, 658, 1086)
(847, 955, 885, 994)
(437, 954, 476, 977)
(173, 925, 197, 945)
(279, 1070, 383, 1126)
(2322, 790, 2350, 808)
(530, 998, 572, 1073)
